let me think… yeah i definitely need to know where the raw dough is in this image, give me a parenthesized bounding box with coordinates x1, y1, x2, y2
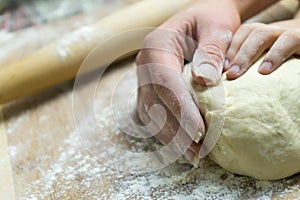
(186, 57, 300, 180)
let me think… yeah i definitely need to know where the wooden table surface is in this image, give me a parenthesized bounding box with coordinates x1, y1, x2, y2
(1, 0, 300, 199)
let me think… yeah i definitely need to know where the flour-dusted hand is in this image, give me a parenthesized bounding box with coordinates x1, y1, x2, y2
(136, 0, 241, 164)
(225, 14, 300, 79)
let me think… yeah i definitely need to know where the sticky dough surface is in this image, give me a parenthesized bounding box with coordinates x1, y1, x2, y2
(185, 57, 300, 180)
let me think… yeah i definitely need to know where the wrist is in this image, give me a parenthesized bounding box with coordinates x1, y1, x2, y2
(295, 9, 300, 19)
(236, 0, 279, 21)
(191, 0, 241, 30)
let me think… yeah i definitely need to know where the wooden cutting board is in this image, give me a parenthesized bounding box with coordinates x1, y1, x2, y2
(1, 0, 300, 199)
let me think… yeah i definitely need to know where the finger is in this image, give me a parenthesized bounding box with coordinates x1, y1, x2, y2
(137, 65, 159, 132)
(192, 27, 233, 86)
(225, 24, 260, 70)
(137, 29, 205, 142)
(154, 113, 201, 157)
(136, 27, 194, 68)
(191, 0, 241, 86)
(138, 79, 201, 165)
(137, 66, 201, 153)
(153, 106, 201, 166)
(226, 25, 282, 80)
(157, 121, 201, 167)
(137, 87, 151, 125)
(259, 31, 300, 74)
(149, 63, 205, 142)
(140, 105, 200, 166)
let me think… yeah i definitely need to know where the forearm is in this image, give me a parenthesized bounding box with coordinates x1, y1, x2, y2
(294, 6, 300, 18)
(235, 0, 279, 21)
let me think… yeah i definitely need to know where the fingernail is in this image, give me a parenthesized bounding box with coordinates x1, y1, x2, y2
(184, 121, 203, 143)
(228, 64, 241, 74)
(194, 131, 203, 143)
(192, 63, 219, 85)
(259, 61, 273, 73)
(224, 58, 230, 67)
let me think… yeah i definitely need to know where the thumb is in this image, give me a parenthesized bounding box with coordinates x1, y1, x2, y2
(192, 29, 233, 86)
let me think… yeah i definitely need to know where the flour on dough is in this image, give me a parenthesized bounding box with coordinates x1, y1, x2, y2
(185, 57, 300, 180)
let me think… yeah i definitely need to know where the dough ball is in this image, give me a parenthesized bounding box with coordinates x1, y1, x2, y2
(185, 57, 300, 180)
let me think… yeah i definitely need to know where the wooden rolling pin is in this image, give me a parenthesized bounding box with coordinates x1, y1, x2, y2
(0, 0, 191, 104)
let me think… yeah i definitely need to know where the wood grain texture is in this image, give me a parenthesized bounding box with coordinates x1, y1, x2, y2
(0, 107, 15, 200)
(1, 0, 300, 199)
(0, 0, 135, 67)
(0, 0, 191, 104)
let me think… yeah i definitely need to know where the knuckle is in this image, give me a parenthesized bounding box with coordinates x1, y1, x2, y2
(226, 47, 235, 58)
(239, 24, 252, 31)
(143, 28, 176, 49)
(143, 32, 156, 47)
(201, 44, 224, 64)
(240, 23, 262, 32)
(135, 51, 143, 65)
(264, 48, 281, 62)
(240, 24, 253, 33)
(281, 30, 300, 41)
(267, 31, 298, 59)
(252, 25, 282, 42)
(233, 54, 250, 67)
(252, 26, 270, 38)
(210, 29, 233, 44)
(267, 24, 283, 34)
(142, 30, 164, 50)
(239, 46, 256, 60)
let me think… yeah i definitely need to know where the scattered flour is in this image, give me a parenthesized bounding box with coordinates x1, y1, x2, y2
(3, 0, 300, 197)
(55, 26, 97, 61)
(14, 74, 300, 199)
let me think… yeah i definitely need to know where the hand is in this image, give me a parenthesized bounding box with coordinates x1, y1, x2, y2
(136, 0, 240, 164)
(225, 19, 300, 79)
